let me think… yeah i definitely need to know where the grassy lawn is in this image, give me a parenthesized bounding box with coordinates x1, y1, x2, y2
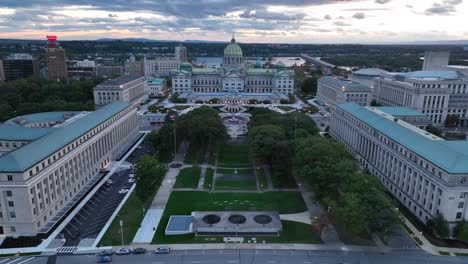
(184, 145, 205, 164)
(204, 168, 214, 189)
(99, 189, 153, 246)
(257, 167, 268, 189)
(216, 168, 253, 175)
(152, 191, 307, 244)
(218, 142, 250, 165)
(215, 180, 257, 190)
(174, 167, 201, 188)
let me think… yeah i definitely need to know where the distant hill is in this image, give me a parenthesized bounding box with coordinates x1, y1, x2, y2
(398, 40, 468, 45)
(95, 38, 226, 43)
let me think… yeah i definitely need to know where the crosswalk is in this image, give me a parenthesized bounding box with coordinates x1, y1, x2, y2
(57, 246, 76, 254)
(0, 257, 36, 264)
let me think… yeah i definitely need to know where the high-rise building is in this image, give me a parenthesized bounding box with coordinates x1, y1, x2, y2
(67, 59, 96, 79)
(0, 60, 5, 82)
(1, 53, 39, 81)
(175, 45, 187, 62)
(422, 51, 450, 71)
(143, 56, 180, 77)
(45, 36, 68, 81)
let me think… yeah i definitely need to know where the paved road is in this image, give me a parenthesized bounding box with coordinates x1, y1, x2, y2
(54, 249, 468, 264)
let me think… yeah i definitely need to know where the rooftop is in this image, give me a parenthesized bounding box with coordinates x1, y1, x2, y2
(375, 107, 426, 117)
(353, 68, 388, 76)
(246, 68, 275, 74)
(192, 68, 219, 73)
(165, 216, 193, 235)
(147, 78, 165, 85)
(0, 101, 131, 172)
(321, 76, 371, 92)
(338, 103, 468, 174)
(0, 125, 55, 141)
(97, 75, 144, 86)
(395, 70, 467, 81)
(6, 111, 79, 127)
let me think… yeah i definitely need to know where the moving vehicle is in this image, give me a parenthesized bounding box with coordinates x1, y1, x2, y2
(99, 249, 114, 256)
(97, 256, 112, 263)
(132, 248, 146, 254)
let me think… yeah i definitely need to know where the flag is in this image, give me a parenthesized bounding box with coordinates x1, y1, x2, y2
(169, 115, 177, 121)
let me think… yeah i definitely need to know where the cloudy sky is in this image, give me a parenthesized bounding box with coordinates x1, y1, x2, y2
(0, 0, 467, 43)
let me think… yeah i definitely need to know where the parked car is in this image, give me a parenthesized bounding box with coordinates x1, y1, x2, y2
(116, 247, 132, 255)
(132, 248, 146, 254)
(128, 178, 135, 184)
(99, 249, 114, 256)
(129, 173, 135, 178)
(97, 256, 112, 263)
(106, 179, 113, 184)
(118, 188, 129, 194)
(154, 246, 170, 254)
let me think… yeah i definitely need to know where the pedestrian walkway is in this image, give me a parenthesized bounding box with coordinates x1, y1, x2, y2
(132, 143, 189, 244)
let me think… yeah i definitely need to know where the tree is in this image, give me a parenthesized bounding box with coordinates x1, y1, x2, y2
(445, 114, 460, 127)
(426, 213, 450, 238)
(301, 76, 319, 95)
(288, 93, 296, 103)
(454, 220, 468, 241)
(426, 125, 443, 137)
(248, 125, 287, 163)
(134, 155, 167, 202)
(370, 100, 382, 107)
(248, 99, 258, 104)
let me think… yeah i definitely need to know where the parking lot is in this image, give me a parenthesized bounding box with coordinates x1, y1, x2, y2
(125, 142, 152, 164)
(58, 169, 134, 247)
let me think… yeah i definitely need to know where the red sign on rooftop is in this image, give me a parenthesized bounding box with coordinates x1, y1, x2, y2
(46, 36, 57, 42)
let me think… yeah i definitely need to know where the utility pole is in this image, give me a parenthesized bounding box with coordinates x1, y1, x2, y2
(294, 110, 298, 140)
(119, 220, 124, 246)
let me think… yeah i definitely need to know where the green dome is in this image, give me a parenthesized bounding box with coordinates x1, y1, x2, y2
(180, 61, 192, 72)
(224, 37, 243, 57)
(255, 58, 262, 68)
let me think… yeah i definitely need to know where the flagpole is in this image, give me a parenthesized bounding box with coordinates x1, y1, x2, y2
(173, 117, 177, 159)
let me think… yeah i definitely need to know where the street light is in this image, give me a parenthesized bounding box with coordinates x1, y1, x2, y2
(119, 220, 124, 246)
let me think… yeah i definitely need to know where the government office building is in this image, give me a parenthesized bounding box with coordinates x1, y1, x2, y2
(93, 75, 148, 108)
(0, 102, 138, 236)
(373, 70, 468, 126)
(317, 76, 372, 107)
(330, 103, 468, 226)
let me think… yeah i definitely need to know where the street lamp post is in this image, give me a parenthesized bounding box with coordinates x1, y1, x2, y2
(119, 220, 124, 246)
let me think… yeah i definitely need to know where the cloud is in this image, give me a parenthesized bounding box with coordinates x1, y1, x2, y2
(239, 9, 306, 20)
(425, 0, 463, 15)
(334, 21, 351, 26)
(375, 0, 391, 3)
(324, 14, 331, 19)
(352, 12, 365, 19)
(108, 14, 118, 18)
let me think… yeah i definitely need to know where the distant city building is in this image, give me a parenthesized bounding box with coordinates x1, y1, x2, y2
(147, 77, 168, 97)
(373, 70, 468, 126)
(67, 59, 96, 79)
(0, 102, 138, 236)
(124, 55, 144, 75)
(45, 36, 68, 81)
(375, 106, 433, 129)
(93, 75, 148, 108)
(1, 53, 39, 81)
(316, 76, 371, 107)
(330, 103, 468, 228)
(423, 51, 450, 71)
(0, 61, 4, 82)
(144, 56, 180, 77)
(139, 112, 166, 128)
(348, 68, 388, 90)
(175, 45, 187, 62)
(96, 65, 124, 78)
(172, 37, 294, 104)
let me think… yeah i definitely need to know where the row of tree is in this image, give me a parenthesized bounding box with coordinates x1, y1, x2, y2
(134, 155, 167, 202)
(248, 108, 399, 236)
(146, 106, 227, 161)
(0, 76, 103, 121)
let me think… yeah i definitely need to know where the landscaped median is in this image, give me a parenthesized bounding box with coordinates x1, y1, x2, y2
(151, 191, 321, 244)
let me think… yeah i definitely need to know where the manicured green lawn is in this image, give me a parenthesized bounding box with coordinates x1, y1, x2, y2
(99, 189, 153, 246)
(204, 168, 214, 189)
(218, 142, 250, 165)
(152, 191, 307, 244)
(215, 180, 257, 190)
(216, 168, 253, 175)
(184, 145, 205, 164)
(245, 221, 322, 244)
(174, 167, 201, 188)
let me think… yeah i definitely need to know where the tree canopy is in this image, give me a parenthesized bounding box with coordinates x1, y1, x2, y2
(134, 155, 167, 202)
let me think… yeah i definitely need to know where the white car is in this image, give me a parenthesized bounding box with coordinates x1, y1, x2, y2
(129, 173, 135, 178)
(106, 179, 113, 184)
(116, 247, 132, 255)
(128, 178, 135, 184)
(118, 189, 129, 194)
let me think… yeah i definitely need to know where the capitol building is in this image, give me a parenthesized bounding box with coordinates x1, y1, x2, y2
(172, 37, 295, 104)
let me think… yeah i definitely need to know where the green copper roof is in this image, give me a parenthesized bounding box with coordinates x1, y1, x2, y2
(224, 43, 243, 57)
(246, 68, 275, 74)
(193, 68, 219, 73)
(0, 125, 55, 141)
(376, 107, 425, 117)
(0, 102, 131, 172)
(6, 112, 79, 127)
(337, 103, 468, 174)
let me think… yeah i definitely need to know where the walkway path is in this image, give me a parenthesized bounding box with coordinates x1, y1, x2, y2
(262, 164, 274, 189)
(131, 142, 189, 244)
